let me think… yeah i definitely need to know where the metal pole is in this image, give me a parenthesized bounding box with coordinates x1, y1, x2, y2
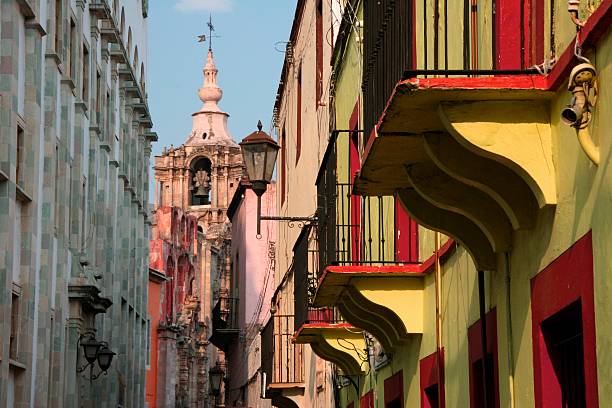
(257, 194, 262, 237)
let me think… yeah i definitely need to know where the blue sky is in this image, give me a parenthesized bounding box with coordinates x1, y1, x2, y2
(148, 0, 296, 154)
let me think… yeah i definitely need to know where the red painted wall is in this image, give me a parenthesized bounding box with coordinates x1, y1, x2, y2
(531, 231, 598, 407)
(385, 370, 404, 407)
(420, 350, 445, 408)
(146, 280, 163, 408)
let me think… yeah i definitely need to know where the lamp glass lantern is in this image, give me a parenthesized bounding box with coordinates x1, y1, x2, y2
(97, 345, 116, 371)
(239, 121, 279, 196)
(81, 337, 102, 364)
(209, 364, 224, 396)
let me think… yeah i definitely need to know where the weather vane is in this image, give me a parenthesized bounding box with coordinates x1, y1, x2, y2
(197, 14, 219, 51)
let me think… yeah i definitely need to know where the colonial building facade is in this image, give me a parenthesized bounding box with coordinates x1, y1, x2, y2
(0, 0, 154, 407)
(259, 0, 612, 407)
(148, 45, 244, 407)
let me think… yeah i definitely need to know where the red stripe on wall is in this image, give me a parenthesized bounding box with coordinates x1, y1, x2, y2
(530, 231, 599, 407)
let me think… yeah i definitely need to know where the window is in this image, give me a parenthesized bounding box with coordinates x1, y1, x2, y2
(16, 125, 24, 187)
(55, 0, 62, 54)
(296, 66, 302, 163)
(68, 18, 76, 79)
(385, 370, 404, 408)
(127, 28, 132, 59)
(146, 318, 151, 368)
(361, 390, 374, 408)
(165, 257, 175, 320)
(17, 9, 25, 116)
(80, 178, 87, 250)
(10, 293, 20, 359)
(420, 351, 444, 408)
(120, 8, 125, 35)
(541, 301, 585, 407)
(82, 43, 89, 103)
(140, 63, 146, 92)
(105, 91, 111, 136)
(280, 128, 286, 205)
(468, 309, 499, 408)
(133, 47, 139, 72)
(95, 71, 101, 123)
(315, 0, 323, 103)
(531, 231, 598, 407)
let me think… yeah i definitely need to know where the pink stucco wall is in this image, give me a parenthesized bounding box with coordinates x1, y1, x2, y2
(232, 183, 276, 328)
(227, 183, 276, 405)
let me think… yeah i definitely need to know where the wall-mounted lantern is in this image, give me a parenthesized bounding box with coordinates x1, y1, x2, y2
(239, 121, 317, 237)
(209, 363, 224, 396)
(77, 335, 116, 381)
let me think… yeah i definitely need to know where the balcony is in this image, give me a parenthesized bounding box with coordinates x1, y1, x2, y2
(298, 130, 435, 353)
(355, 77, 557, 271)
(357, 0, 611, 272)
(261, 315, 304, 404)
(209, 296, 239, 351)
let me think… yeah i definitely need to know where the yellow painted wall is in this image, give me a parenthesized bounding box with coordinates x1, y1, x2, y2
(337, 2, 612, 408)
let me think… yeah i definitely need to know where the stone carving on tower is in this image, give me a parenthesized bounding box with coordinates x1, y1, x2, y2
(151, 29, 243, 407)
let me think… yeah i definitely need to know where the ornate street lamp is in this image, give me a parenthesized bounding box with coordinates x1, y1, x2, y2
(77, 335, 116, 380)
(239, 120, 279, 197)
(239, 121, 317, 237)
(209, 363, 224, 397)
(81, 336, 102, 365)
(96, 345, 116, 372)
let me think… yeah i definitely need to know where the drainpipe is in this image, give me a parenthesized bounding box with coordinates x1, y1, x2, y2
(434, 232, 443, 403)
(478, 270, 490, 408)
(504, 253, 516, 408)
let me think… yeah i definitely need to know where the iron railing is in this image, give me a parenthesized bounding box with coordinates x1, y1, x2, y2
(316, 131, 396, 276)
(293, 226, 342, 330)
(261, 315, 304, 385)
(261, 317, 274, 389)
(362, 0, 412, 142)
(212, 296, 239, 330)
(362, 0, 561, 145)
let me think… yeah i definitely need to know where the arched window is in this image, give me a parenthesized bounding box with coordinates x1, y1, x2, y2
(140, 63, 146, 92)
(120, 8, 125, 35)
(190, 157, 212, 206)
(133, 46, 139, 72)
(177, 256, 189, 306)
(113, 0, 119, 18)
(165, 256, 175, 321)
(127, 27, 132, 59)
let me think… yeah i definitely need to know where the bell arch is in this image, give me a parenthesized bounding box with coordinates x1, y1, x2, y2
(190, 156, 212, 206)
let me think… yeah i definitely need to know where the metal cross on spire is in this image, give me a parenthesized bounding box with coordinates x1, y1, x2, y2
(207, 14, 215, 51)
(197, 14, 219, 51)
